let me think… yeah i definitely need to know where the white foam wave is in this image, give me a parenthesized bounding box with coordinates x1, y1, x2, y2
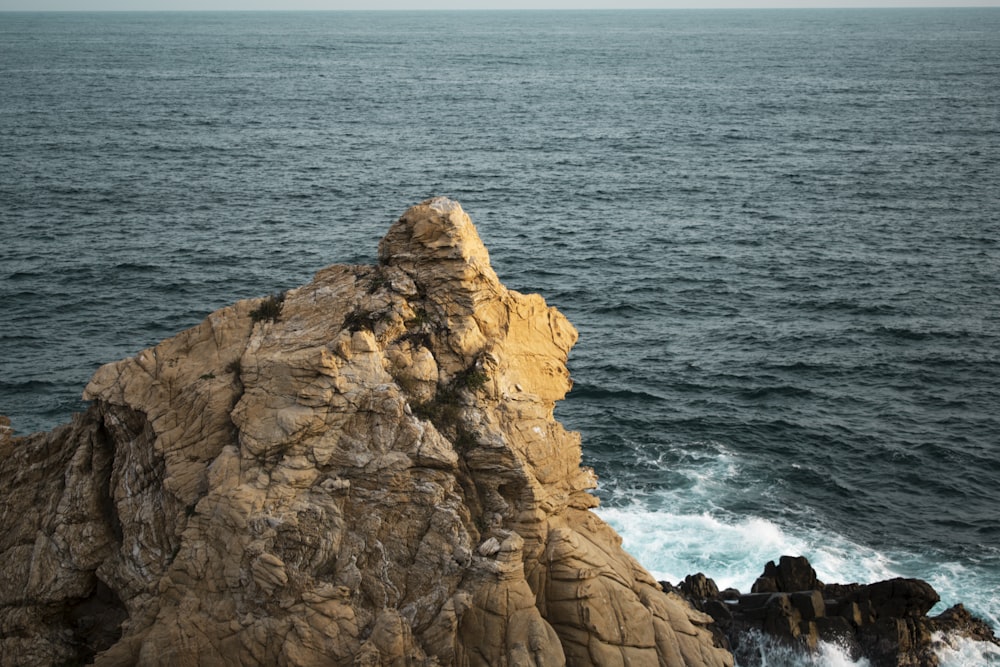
(732, 630, 870, 667)
(596, 484, 999, 635)
(595, 502, 895, 593)
(933, 632, 1000, 666)
(923, 562, 1000, 632)
(596, 499, 1000, 664)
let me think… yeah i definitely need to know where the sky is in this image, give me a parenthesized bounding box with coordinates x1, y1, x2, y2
(1, 0, 999, 10)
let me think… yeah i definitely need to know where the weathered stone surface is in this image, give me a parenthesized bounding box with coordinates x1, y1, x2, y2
(0, 198, 732, 667)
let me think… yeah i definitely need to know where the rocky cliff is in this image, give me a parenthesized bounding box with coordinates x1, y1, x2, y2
(0, 198, 733, 667)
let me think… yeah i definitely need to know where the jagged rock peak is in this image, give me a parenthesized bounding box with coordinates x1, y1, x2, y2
(0, 200, 733, 667)
(379, 197, 497, 280)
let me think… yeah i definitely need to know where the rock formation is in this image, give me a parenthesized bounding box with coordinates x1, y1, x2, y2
(668, 555, 1000, 667)
(0, 198, 733, 667)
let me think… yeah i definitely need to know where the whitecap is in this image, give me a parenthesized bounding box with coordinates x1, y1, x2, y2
(933, 632, 1000, 667)
(595, 500, 896, 593)
(732, 630, 871, 667)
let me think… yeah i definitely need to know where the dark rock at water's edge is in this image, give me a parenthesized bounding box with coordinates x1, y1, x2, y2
(665, 555, 1000, 667)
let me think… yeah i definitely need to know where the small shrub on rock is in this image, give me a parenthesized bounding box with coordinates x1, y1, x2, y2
(250, 292, 285, 323)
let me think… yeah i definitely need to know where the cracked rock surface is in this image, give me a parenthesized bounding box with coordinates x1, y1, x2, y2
(0, 198, 733, 667)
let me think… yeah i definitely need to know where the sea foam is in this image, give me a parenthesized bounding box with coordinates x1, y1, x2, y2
(595, 501, 894, 593)
(933, 632, 1000, 666)
(598, 496, 1000, 664)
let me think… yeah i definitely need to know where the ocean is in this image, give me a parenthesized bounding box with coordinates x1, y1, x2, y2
(1, 8, 998, 665)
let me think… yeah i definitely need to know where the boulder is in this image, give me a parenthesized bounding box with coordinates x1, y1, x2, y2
(750, 555, 823, 594)
(681, 573, 720, 601)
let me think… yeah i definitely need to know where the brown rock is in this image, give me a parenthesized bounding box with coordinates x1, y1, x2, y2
(0, 414, 11, 446)
(0, 198, 732, 667)
(856, 578, 940, 620)
(750, 555, 822, 594)
(932, 604, 1000, 645)
(789, 590, 824, 621)
(681, 573, 720, 601)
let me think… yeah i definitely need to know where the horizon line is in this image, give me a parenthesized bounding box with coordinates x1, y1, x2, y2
(3, 4, 999, 10)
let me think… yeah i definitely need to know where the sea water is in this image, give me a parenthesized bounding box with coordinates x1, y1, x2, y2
(2, 9, 998, 665)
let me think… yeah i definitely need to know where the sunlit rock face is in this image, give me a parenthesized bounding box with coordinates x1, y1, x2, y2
(0, 198, 732, 667)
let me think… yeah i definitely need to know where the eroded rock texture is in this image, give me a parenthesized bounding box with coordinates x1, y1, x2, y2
(0, 199, 733, 667)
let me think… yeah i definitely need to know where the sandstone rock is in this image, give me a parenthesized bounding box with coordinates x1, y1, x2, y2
(0, 415, 11, 446)
(0, 198, 732, 667)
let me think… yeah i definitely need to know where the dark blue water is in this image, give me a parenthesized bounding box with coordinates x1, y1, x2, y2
(2, 10, 999, 663)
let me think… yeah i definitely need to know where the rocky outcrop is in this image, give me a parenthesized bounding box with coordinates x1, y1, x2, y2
(669, 555, 1000, 667)
(0, 198, 733, 667)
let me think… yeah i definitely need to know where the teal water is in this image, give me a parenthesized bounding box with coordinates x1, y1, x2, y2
(2, 9, 999, 664)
